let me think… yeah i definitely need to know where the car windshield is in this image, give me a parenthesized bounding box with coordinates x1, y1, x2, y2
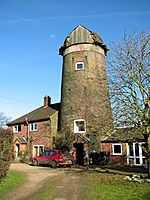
(42, 151, 57, 156)
(50, 151, 56, 156)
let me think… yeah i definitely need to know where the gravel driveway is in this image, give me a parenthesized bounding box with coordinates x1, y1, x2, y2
(2, 163, 83, 200)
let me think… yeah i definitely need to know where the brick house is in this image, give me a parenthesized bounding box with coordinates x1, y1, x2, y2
(101, 127, 146, 167)
(7, 96, 60, 161)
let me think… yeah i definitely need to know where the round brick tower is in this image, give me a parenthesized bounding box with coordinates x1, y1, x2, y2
(59, 25, 112, 150)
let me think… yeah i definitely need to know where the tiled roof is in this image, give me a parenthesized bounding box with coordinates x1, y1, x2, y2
(15, 136, 27, 144)
(7, 103, 60, 125)
(102, 127, 144, 142)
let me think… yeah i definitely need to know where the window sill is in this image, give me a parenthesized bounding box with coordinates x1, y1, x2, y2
(74, 131, 85, 134)
(112, 153, 122, 156)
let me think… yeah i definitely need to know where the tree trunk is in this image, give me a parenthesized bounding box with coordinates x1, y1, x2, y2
(144, 134, 150, 178)
(148, 158, 150, 178)
(147, 136, 150, 178)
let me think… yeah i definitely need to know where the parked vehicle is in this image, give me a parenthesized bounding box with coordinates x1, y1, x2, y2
(32, 150, 73, 168)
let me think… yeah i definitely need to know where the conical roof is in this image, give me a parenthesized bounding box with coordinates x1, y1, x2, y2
(59, 25, 108, 55)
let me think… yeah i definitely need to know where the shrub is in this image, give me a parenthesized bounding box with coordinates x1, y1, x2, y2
(19, 150, 30, 163)
(0, 128, 13, 182)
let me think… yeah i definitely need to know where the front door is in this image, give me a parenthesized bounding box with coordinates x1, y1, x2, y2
(73, 143, 84, 165)
(15, 144, 20, 160)
(127, 143, 145, 165)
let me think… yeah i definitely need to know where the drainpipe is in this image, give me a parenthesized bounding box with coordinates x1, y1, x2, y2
(49, 116, 52, 149)
(25, 117, 30, 163)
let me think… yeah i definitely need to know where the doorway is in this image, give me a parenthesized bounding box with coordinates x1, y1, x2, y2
(15, 144, 20, 159)
(73, 143, 84, 165)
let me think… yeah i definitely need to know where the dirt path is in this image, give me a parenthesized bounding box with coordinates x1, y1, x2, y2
(51, 169, 83, 200)
(2, 163, 84, 200)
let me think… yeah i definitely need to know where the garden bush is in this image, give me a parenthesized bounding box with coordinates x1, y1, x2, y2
(0, 128, 13, 182)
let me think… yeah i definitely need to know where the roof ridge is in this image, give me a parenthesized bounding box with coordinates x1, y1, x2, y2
(7, 104, 59, 125)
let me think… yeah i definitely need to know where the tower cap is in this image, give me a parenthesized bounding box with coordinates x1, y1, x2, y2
(59, 25, 109, 55)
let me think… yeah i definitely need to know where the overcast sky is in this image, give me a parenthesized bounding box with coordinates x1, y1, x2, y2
(0, 0, 150, 120)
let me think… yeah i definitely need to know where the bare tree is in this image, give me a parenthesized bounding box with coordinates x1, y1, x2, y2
(107, 30, 150, 177)
(0, 112, 11, 128)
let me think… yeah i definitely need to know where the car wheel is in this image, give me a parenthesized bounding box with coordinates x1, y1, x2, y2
(33, 160, 38, 166)
(51, 160, 57, 168)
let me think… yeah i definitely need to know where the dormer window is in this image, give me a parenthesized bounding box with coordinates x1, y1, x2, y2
(75, 62, 84, 70)
(74, 119, 86, 133)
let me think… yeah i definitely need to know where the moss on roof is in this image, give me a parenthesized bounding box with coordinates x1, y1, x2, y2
(7, 103, 60, 125)
(102, 127, 145, 143)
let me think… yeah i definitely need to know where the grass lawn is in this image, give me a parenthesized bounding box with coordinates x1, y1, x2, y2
(0, 170, 26, 197)
(81, 172, 150, 200)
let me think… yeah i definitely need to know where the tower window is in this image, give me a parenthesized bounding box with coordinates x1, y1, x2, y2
(74, 119, 86, 133)
(75, 62, 84, 70)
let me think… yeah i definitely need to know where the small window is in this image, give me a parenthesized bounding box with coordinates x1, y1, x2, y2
(112, 144, 122, 155)
(13, 125, 21, 133)
(75, 62, 84, 70)
(30, 123, 38, 131)
(74, 119, 86, 133)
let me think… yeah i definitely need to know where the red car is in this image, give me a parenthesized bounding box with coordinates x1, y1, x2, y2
(32, 150, 73, 168)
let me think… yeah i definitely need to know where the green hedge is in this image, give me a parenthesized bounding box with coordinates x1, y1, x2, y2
(0, 128, 13, 182)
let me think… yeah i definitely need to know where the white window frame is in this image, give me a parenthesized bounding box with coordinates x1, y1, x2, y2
(75, 62, 84, 70)
(13, 125, 21, 133)
(112, 143, 122, 155)
(30, 123, 38, 131)
(33, 145, 44, 157)
(74, 119, 86, 133)
(127, 142, 145, 166)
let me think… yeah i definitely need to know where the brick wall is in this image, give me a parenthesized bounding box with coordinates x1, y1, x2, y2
(102, 143, 127, 166)
(60, 43, 113, 139)
(8, 118, 58, 160)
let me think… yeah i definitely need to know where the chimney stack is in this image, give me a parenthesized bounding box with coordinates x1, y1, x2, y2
(44, 96, 51, 107)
